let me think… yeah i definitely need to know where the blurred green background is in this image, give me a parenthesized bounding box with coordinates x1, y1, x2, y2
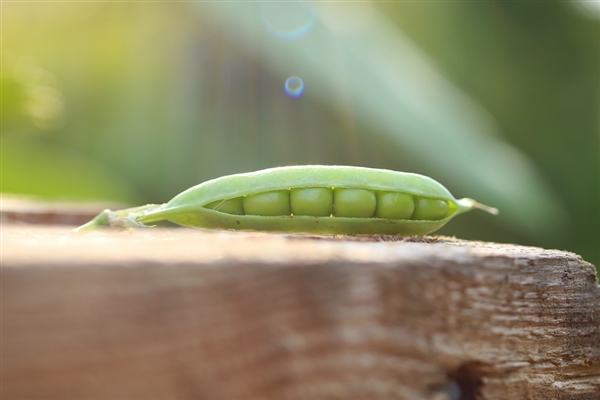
(2, 1, 598, 268)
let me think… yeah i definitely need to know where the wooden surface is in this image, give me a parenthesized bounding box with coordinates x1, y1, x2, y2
(0, 195, 124, 226)
(2, 224, 600, 400)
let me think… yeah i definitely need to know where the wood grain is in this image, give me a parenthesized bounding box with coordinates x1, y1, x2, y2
(2, 225, 599, 399)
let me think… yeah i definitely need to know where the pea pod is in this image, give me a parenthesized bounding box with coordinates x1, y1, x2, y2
(74, 165, 498, 235)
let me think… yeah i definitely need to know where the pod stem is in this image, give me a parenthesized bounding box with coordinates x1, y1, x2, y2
(72, 204, 166, 234)
(71, 209, 112, 233)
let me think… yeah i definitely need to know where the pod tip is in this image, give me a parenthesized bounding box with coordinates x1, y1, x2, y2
(457, 198, 499, 216)
(472, 201, 499, 215)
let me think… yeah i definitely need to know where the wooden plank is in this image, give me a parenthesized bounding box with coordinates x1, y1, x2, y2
(0, 195, 126, 226)
(2, 225, 599, 399)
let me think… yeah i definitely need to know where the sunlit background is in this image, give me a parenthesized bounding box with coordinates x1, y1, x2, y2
(2, 1, 599, 268)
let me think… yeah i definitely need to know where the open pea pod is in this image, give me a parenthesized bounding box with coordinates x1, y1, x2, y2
(74, 165, 497, 235)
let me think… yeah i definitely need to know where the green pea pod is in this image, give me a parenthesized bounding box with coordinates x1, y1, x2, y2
(74, 165, 498, 235)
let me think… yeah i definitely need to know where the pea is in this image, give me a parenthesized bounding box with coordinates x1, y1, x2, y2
(375, 192, 414, 219)
(290, 188, 333, 216)
(243, 190, 290, 216)
(333, 188, 376, 218)
(412, 197, 450, 221)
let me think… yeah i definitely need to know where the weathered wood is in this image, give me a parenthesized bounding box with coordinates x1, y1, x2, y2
(2, 225, 599, 399)
(0, 195, 125, 226)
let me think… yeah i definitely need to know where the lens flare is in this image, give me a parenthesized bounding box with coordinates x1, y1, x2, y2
(260, 2, 316, 40)
(284, 76, 304, 98)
